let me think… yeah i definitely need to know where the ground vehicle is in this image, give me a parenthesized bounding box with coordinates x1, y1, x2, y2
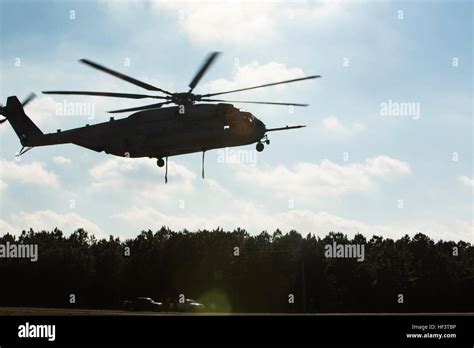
(175, 299, 205, 312)
(122, 297, 163, 312)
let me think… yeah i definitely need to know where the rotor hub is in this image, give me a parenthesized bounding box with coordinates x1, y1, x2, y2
(171, 92, 198, 105)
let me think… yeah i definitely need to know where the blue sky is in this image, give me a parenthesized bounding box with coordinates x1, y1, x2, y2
(0, 0, 472, 242)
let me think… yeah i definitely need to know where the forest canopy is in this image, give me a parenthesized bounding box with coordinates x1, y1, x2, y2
(0, 228, 472, 313)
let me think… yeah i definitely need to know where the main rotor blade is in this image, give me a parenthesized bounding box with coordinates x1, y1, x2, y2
(201, 98, 309, 107)
(43, 91, 168, 99)
(200, 75, 321, 98)
(80, 59, 173, 95)
(22, 93, 37, 107)
(188, 51, 221, 92)
(108, 101, 172, 114)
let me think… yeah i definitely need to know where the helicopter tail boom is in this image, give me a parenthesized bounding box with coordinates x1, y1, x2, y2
(2, 96, 43, 146)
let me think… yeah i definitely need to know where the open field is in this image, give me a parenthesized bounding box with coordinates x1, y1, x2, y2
(0, 307, 473, 316)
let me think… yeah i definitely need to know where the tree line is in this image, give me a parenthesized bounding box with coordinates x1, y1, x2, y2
(0, 228, 472, 313)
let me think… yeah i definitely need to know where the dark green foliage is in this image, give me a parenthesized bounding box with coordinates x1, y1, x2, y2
(0, 228, 472, 313)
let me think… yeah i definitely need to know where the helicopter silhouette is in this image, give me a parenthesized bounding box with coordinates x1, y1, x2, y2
(0, 52, 320, 182)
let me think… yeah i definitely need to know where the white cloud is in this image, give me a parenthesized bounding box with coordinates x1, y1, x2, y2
(0, 160, 60, 189)
(53, 156, 72, 165)
(150, 1, 348, 45)
(322, 115, 366, 136)
(113, 205, 474, 243)
(201, 61, 307, 97)
(235, 156, 410, 198)
(0, 179, 7, 191)
(89, 157, 196, 201)
(459, 176, 474, 188)
(203, 178, 233, 199)
(0, 219, 15, 234)
(410, 219, 474, 244)
(363, 156, 411, 176)
(152, 1, 276, 45)
(1, 210, 106, 239)
(88, 155, 410, 208)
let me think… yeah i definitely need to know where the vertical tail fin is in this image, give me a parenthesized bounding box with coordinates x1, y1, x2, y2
(2, 96, 43, 146)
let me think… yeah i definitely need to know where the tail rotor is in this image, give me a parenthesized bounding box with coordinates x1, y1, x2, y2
(21, 92, 37, 107)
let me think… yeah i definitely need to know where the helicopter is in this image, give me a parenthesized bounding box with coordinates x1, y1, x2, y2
(0, 52, 320, 182)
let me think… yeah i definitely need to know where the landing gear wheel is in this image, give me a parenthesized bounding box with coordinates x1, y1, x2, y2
(157, 158, 165, 167)
(256, 142, 264, 152)
(265, 139, 270, 145)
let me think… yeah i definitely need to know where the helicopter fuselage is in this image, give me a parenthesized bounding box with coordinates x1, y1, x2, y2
(27, 103, 266, 159)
